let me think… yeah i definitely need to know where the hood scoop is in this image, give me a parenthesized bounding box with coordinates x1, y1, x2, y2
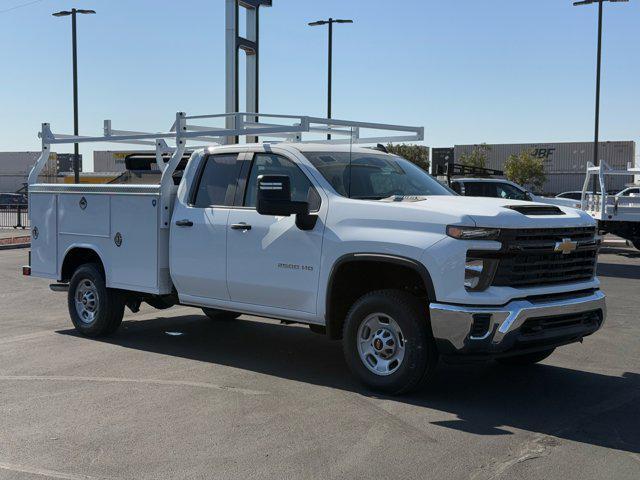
(505, 205, 565, 216)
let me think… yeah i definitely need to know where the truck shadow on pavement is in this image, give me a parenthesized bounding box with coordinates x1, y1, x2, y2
(58, 313, 640, 454)
(597, 262, 640, 280)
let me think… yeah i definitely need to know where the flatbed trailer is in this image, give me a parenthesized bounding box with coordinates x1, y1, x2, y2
(581, 162, 640, 250)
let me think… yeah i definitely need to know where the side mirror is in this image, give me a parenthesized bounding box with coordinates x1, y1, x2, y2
(257, 175, 309, 217)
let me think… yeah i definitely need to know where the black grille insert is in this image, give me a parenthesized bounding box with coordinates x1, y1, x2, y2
(520, 310, 602, 336)
(487, 227, 598, 288)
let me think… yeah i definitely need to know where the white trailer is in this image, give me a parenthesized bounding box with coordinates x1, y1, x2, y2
(581, 162, 640, 250)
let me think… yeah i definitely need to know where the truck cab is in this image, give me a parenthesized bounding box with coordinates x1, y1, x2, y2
(26, 113, 606, 394)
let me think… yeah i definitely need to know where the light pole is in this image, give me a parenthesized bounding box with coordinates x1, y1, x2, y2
(308, 17, 353, 139)
(53, 8, 96, 183)
(573, 0, 628, 194)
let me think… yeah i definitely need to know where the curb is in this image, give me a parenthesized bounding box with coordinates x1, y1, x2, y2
(0, 242, 30, 251)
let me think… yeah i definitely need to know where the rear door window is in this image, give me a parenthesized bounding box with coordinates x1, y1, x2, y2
(192, 154, 241, 207)
(463, 182, 492, 197)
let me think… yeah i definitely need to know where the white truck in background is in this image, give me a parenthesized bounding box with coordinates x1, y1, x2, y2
(582, 162, 640, 250)
(446, 174, 583, 210)
(25, 113, 606, 394)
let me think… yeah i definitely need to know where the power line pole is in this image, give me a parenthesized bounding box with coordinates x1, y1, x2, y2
(308, 18, 353, 140)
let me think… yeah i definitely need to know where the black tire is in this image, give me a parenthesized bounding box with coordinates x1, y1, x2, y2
(496, 348, 555, 366)
(342, 289, 438, 395)
(67, 263, 125, 337)
(201, 308, 241, 321)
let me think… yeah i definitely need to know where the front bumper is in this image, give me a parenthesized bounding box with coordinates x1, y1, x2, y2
(429, 290, 605, 359)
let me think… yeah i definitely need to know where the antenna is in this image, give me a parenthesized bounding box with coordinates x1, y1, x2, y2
(348, 126, 354, 198)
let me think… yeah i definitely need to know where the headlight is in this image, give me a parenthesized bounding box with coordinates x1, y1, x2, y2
(464, 257, 498, 291)
(447, 225, 500, 241)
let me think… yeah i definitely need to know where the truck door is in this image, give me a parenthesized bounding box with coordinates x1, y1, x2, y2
(226, 152, 324, 314)
(169, 153, 242, 302)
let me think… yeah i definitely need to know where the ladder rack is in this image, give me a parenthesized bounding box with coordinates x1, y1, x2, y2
(29, 111, 424, 186)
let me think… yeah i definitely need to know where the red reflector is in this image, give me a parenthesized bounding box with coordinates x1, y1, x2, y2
(22, 266, 31, 276)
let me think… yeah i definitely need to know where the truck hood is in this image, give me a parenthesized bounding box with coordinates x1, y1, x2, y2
(532, 195, 582, 210)
(396, 196, 594, 229)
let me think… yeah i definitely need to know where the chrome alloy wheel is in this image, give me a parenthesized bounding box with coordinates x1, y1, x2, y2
(357, 313, 406, 376)
(74, 279, 99, 324)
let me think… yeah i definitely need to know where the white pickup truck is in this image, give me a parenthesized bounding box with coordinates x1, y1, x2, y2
(25, 113, 606, 394)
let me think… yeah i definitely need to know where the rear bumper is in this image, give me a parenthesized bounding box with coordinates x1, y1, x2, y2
(429, 290, 605, 360)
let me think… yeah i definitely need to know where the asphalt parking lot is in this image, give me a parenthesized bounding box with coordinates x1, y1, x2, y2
(0, 247, 639, 480)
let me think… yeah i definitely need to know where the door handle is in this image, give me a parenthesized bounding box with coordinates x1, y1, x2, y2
(175, 219, 193, 227)
(230, 222, 252, 231)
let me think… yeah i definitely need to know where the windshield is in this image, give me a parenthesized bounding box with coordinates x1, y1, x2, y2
(304, 151, 452, 199)
(495, 183, 530, 201)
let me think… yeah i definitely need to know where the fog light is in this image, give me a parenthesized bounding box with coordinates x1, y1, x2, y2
(465, 259, 484, 289)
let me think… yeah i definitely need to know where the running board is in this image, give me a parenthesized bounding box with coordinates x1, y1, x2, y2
(49, 283, 69, 292)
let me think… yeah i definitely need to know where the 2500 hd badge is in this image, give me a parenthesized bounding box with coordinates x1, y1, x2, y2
(277, 262, 314, 272)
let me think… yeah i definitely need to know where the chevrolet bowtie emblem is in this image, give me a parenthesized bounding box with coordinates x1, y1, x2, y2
(554, 238, 578, 255)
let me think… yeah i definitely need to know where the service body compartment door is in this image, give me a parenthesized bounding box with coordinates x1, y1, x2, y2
(58, 194, 110, 237)
(108, 195, 160, 292)
(29, 193, 57, 278)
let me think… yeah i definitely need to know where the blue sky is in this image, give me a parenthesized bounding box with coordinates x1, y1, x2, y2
(0, 0, 638, 169)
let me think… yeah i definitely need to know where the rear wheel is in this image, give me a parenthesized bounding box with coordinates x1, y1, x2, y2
(342, 290, 438, 395)
(201, 308, 241, 321)
(68, 263, 125, 337)
(496, 348, 555, 366)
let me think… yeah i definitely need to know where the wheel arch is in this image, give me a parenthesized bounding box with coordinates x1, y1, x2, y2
(59, 244, 108, 283)
(324, 253, 436, 339)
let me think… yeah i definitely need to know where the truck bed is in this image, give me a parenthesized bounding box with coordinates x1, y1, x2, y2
(29, 183, 172, 295)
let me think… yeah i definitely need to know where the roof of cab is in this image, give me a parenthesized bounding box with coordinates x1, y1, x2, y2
(453, 177, 510, 183)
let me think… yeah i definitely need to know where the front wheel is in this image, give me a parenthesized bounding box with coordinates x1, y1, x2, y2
(68, 263, 125, 337)
(496, 348, 555, 366)
(342, 290, 438, 395)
